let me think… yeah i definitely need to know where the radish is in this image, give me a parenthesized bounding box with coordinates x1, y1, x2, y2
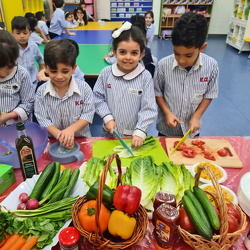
(17, 202, 26, 210)
(26, 199, 40, 210)
(19, 192, 29, 203)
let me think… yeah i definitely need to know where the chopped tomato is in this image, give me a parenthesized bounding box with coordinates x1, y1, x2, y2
(217, 148, 228, 157)
(191, 140, 205, 146)
(182, 147, 196, 158)
(204, 151, 216, 161)
(173, 141, 186, 151)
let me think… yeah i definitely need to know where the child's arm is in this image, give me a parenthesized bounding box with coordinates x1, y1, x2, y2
(189, 98, 212, 134)
(35, 26, 48, 44)
(64, 27, 76, 36)
(0, 111, 18, 125)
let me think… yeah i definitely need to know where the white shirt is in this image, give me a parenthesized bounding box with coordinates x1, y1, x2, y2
(38, 20, 49, 36)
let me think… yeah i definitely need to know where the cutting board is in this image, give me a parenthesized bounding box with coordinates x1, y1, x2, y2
(92, 138, 169, 167)
(165, 138, 243, 168)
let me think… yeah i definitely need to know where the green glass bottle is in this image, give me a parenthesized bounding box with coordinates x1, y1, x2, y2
(16, 122, 38, 180)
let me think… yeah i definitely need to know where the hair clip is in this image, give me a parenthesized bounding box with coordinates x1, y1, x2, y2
(112, 21, 132, 38)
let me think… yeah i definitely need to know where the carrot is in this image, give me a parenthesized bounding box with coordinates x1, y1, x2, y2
(7, 236, 26, 250)
(20, 236, 39, 250)
(0, 233, 10, 247)
(0, 234, 20, 250)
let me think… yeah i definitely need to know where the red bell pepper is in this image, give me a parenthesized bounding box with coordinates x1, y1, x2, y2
(113, 185, 142, 216)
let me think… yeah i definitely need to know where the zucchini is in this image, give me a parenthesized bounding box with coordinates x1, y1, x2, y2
(40, 162, 61, 200)
(29, 162, 56, 200)
(62, 168, 80, 199)
(193, 186, 221, 230)
(182, 194, 212, 241)
(184, 189, 212, 230)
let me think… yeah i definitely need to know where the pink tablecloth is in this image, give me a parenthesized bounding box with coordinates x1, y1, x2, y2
(1, 136, 250, 249)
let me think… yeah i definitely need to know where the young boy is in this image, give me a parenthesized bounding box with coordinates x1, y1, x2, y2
(79, 1, 95, 21)
(11, 16, 44, 92)
(35, 11, 51, 40)
(154, 12, 219, 138)
(34, 39, 95, 148)
(49, 0, 76, 39)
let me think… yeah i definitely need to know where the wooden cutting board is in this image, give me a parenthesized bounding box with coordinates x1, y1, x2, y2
(165, 138, 243, 168)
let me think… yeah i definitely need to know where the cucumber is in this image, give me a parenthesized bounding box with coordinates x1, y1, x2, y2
(62, 168, 80, 199)
(184, 189, 212, 230)
(29, 162, 56, 200)
(182, 194, 212, 241)
(40, 162, 61, 200)
(193, 186, 221, 230)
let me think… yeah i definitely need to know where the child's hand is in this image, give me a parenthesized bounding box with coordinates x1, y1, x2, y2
(0, 112, 8, 125)
(37, 69, 49, 82)
(189, 116, 200, 134)
(57, 128, 75, 148)
(165, 112, 182, 127)
(131, 136, 144, 148)
(105, 120, 116, 134)
(69, 31, 76, 36)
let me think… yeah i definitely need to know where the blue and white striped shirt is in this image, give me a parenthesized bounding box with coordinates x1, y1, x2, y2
(49, 8, 67, 35)
(38, 20, 49, 36)
(0, 65, 34, 125)
(93, 63, 157, 139)
(146, 23, 155, 49)
(34, 77, 95, 137)
(154, 53, 219, 137)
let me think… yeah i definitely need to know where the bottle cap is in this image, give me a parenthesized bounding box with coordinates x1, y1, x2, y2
(16, 122, 25, 131)
(59, 227, 80, 246)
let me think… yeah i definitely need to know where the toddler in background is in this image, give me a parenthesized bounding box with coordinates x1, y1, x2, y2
(35, 11, 51, 40)
(0, 30, 34, 126)
(74, 7, 88, 26)
(145, 10, 155, 48)
(79, 1, 95, 21)
(65, 11, 78, 28)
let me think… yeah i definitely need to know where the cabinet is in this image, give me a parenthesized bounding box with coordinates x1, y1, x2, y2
(159, 0, 214, 38)
(226, 0, 250, 53)
(110, 0, 153, 21)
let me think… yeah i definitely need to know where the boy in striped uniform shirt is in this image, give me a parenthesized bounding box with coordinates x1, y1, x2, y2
(154, 12, 219, 138)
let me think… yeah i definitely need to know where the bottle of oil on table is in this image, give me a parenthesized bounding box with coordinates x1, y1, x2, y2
(16, 122, 38, 180)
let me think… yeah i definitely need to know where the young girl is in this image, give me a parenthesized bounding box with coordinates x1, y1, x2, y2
(74, 7, 88, 26)
(0, 30, 34, 126)
(93, 22, 157, 148)
(65, 11, 78, 29)
(145, 10, 155, 48)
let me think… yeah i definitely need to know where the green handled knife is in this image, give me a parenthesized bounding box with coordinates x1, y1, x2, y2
(170, 129, 191, 154)
(113, 129, 134, 157)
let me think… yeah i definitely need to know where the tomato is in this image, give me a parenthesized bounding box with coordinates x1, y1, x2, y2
(227, 203, 241, 222)
(204, 151, 216, 161)
(179, 207, 196, 233)
(173, 141, 186, 151)
(217, 148, 228, 157)
(192, 140, 205, 146)
(227, 213, 239, 233)
(182, 147, 196, 158)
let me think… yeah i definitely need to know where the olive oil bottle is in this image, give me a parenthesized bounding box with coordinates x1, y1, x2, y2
(16, 122, 38, 180)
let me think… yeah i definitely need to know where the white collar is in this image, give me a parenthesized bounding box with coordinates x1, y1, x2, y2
(43, 77, 81, 97)
(172, 53, 203, 71)
(0, 66, 17, 82)
(111, 63, 145, 80)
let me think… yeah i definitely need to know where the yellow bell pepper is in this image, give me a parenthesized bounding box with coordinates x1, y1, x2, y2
(108, 210, 136, 240)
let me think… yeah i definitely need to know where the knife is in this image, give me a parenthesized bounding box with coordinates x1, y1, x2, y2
(170, 129, 191, 154)
(113, 129, 134, 157)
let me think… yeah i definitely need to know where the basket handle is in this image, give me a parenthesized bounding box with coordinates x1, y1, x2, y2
(95, 153, 122, 240)
(195, 165, 228, 245)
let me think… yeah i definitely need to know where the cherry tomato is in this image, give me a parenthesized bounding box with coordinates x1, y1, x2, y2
(217, 148, 228, 157)
(179, 207, 196, 233)
(227, 204, 241, 222)
(182, 147, 196, 158)
(173, 141, 186, 151)
(227, 213, 239, 233)
(204, 151, 216, 161)
(192, 140, 205, 146)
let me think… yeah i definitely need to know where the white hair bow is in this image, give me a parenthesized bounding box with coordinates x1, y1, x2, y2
(112, 21, 132, 38)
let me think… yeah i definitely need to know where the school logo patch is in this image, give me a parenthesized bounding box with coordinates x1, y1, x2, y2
(200, 77, 208, 82)
(128, 88, 143, 96)
(107, 83, 111, 88)
(75, 100, 84, 105)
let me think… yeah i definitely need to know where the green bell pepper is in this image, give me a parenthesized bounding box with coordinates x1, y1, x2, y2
(86, 181, 114, 208)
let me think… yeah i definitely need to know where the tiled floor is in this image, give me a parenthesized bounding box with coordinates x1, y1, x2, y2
(90, 35, 250, 137)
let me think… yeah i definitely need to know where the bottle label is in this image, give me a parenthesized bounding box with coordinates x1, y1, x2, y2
(19, 146, 37, 178)
(155, 219, 171, 244)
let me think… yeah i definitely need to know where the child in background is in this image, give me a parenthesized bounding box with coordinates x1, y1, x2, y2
(65, 11, 78, 28)
(35, 39, 95, 148)
(0, 30, 34, 126)
(154, 12, 219, 137)
(11, 16, 44, 92)
(145, 10, 155, 48)
(74, 7, 88, 26)
(79, 1, 95, 21)
(49, 0, 76, 39)
(35, 11, 51, 40)
(93, 22, 157, 147)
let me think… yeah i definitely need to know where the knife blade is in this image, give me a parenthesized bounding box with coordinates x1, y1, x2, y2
(170, 129, 191, 154)
(113, 129, 134, 157)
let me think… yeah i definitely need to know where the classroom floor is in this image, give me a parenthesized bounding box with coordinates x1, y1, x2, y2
(88, 35, 250, 137)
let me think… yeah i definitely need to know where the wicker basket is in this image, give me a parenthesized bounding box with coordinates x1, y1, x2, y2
(72, 153, 148, 249)
(178, 164, 247, 250)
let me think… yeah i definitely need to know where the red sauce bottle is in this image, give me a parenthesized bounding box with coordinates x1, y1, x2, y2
(153, 203, 180, 250)
(153, 192, 176, 210)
